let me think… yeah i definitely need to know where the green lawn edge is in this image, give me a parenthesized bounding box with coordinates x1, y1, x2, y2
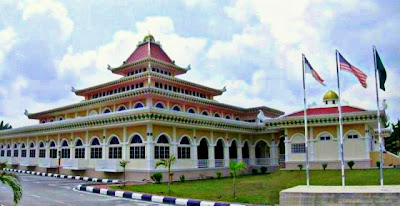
(110, 168, 400, 205)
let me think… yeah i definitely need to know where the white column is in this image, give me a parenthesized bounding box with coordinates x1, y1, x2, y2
(122, 127, 127, 161)
(85, 131, 89, 160)
(284, 136, 290, 162)
(102, 129, 106, 160)
(208, 145, 215, 168)
(310, 127, 315, 161)
(146, 124, 154, 170)
(146, 97, 153, 107)
(224, 145, 229, 166)
(249, 145, 256, 165)
(70, 133, 74, 159)
(172, 127, 178, 158)
(337, 125, 341, 160)
(364, 124, 371, 159)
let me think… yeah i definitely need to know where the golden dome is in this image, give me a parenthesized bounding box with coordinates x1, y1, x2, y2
(143, 33, 155, 42)
(323, 90, 339, 101)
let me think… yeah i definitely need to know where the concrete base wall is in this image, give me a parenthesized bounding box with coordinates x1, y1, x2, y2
(280, 186, 400, 206)
(10, 165, 279, 182)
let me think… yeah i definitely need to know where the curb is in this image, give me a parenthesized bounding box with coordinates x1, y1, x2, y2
(3, 168, 120, 184)
(76, 184, 246, 206)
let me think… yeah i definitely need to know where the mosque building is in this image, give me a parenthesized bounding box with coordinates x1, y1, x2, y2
(0, 34, 398, 180)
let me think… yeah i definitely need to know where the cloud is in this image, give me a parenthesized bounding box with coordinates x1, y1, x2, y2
(18, 0, 74, 40)
(0, 27, 16, 64)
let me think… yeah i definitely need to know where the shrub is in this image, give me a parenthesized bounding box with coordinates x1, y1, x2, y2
(298, 164, 303, 170)
(322, 163, 328, 170)
(251, 168, 258, 174)
(150, 172, 163, 184)
(376, 161, 381, 168)
(260, 167, 267, 174)
(179, 175, 185, 183)
(347, 161, 355, 170)
(216, 170, 222, 179)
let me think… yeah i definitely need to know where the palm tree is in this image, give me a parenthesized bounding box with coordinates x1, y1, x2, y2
(0, 161, 22, 205)
(0, 121, 12, 130)
(119, 160, 128, 187)
(229, 161, 246, 199)
(155, 155, 176, 192)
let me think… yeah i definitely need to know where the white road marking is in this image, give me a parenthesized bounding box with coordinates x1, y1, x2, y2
(30, 194, 41, 198)
(54, 200, 67, 204)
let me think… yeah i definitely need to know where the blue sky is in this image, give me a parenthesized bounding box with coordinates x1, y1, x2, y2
(0, 0, 399, 127)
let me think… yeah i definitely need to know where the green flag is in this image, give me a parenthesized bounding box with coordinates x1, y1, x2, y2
(375, 50, 387, 91)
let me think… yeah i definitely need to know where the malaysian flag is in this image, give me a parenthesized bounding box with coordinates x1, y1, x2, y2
(338, 52, 367, 88)
(304, 56, 326, 86)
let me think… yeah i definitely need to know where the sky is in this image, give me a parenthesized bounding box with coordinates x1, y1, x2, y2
(0, 0, 399, 128)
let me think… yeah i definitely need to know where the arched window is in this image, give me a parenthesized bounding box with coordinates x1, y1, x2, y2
(49, 141, 57, 158)
(38, 142, 46, 158)
(214, 113, 221, 118)
(235, 117, 240, 121)
(13, 143, 18, 157)
(229, 140, 238, 159)
(61, 140, 70, 158)
(155, 135, 170, 159)
(130, 135, 145, 159)
(109, 136, 122, 159)
(347, 132, 359, 139)
(178, 136, 191, 159)
(117, 105, 127, 111)
(103, 108, 111, 114)
(75, 139, 85, 159)
(21, 143, 26, 158)
(155, 102, 165, 109)
(6, 144, 11, 157)
(29, 142, 36, 158)
(134, 102, 144, 109)
(41, 120, 46, 124)
(89, 110, 98, 116)
(90, 137, 102, 159)
(49, 118, 54, 122)
(187, 108, 196, 114)
(0, 144, 4, 157)
(242, 141, 250, 159)
(225, 115, 231, 119)
(319, 133, 332, 141)
(214, 139, 224, 167)
(202, 111, 209, 116)
(58, 116, 64, 121)
(172, 105, 181, 111)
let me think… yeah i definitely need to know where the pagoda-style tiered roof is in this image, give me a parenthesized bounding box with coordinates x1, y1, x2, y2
(110, 34, 188, 75)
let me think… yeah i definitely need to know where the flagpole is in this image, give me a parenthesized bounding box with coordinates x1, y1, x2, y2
(372, 45, 384, 187)
(335, 50, 346, 187)
(302, 54, 310, 187)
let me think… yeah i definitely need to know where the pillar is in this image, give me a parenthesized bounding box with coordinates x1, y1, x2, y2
(284, 136, 290, 162)
(146, 124, 154, 170)
(224, 145, 229, 166)
(208, 145, 215, 168)
(364, 124, 371, 159)
(85, 131, 89, 160)
(102, 129, 106, 160)
(249, 145, 256, 166)
(172, 127, 178, 158)
(122, 127, 127, 161)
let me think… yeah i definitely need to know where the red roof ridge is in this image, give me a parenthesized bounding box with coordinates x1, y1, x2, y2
(284, 105, 367, 117)
(125, 41, 172, 65)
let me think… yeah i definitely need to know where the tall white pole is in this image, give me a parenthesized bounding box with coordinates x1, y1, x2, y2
(372, 46, 384, 187)
(335, 50, 346, 187)
(302, 54, 310, 187)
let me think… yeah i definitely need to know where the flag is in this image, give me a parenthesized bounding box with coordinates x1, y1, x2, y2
(304, 56, 326, 86)
(375, 50, 387, 91)
(338, 52, 368, 88)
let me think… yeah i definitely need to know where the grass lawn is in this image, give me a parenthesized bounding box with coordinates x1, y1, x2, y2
(111, 168, 400, 205)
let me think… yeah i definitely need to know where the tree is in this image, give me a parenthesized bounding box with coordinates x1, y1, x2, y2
(0, 161, 22, 205)
(229, 161, 246, 199)
(385, 120, 400, 155)
(0, 121, 12, 130)
(119, 160, 128, 187)
(155, 155, 176, 192)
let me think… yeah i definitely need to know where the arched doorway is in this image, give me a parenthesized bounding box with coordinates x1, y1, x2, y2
(214, 139, 224, 167)
(255, 141, 270, 165)
(279, 136, 286, 167)
(229, 140, 238, 160)
(197, 138, 209, 168)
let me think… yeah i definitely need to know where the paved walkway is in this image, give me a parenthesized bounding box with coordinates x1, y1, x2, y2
(0, 173, 167, 206)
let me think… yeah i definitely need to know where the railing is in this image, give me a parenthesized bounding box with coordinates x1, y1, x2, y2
(38, 158, 59, 168)
(215, 159, 224, 167)
(20, 158, 38, 166)
(256, 158, 271, 166)
(243, 158, 250, 165)
(198, 159, 208, 168)
(61, 159, 87, 170)
(95, 159, 123, 172)
(279, 154, 285, 163)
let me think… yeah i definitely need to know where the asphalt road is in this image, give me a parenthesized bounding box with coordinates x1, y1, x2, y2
(0, 173, 166, 206)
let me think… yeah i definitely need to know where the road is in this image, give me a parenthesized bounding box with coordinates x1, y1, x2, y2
(0, 173, 166, 206)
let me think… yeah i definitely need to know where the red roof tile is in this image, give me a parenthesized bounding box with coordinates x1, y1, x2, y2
(286, 106, 366, 117)
(125, 42, 172, 64)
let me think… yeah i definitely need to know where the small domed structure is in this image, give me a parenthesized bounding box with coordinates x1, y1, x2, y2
(323, 90, 339, 105)
(143, 33, 155, 43)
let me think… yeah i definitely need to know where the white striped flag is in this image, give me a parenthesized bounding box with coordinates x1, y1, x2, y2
(338, 52, 367, 88)
(304, 56, 326, 86)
